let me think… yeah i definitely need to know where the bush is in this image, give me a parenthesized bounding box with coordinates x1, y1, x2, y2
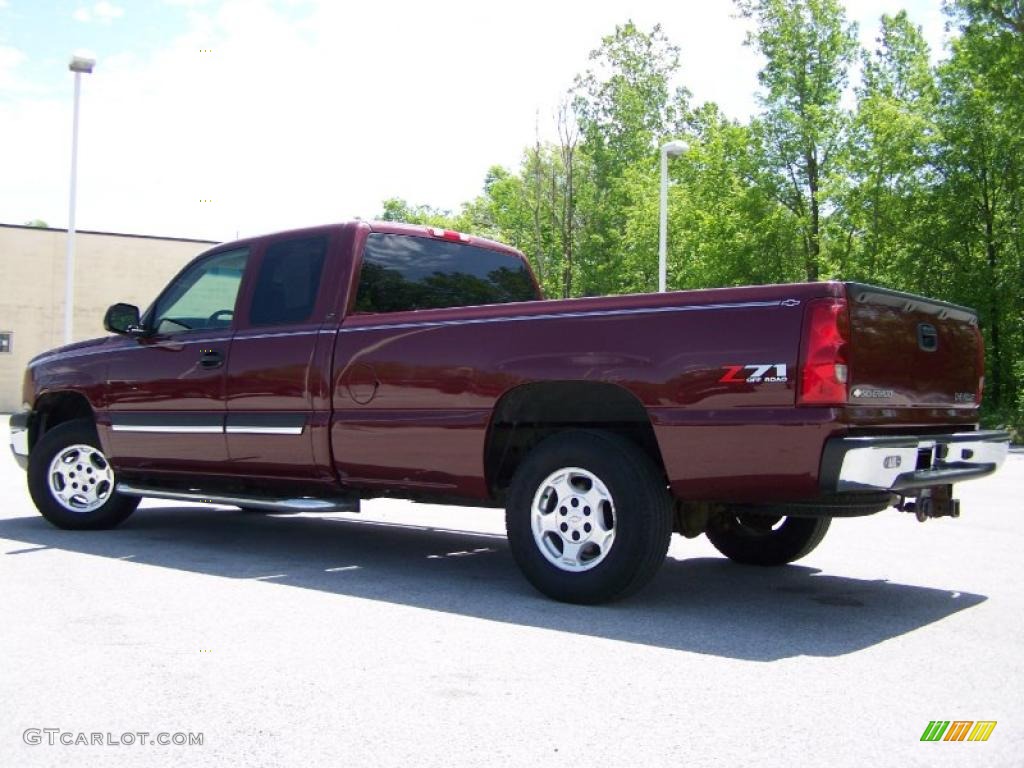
(980, 408, 1023, 445)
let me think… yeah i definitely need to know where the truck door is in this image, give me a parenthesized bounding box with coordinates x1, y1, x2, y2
(223, 229, 343, 482)
(331, 230, 537, 497)
(103, 246, 249, 473)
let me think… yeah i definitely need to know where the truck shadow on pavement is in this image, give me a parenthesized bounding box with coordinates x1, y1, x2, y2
(0, 506, 986, 662)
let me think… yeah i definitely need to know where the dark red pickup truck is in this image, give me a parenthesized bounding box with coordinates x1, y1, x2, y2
(9, 221, 1010, 602)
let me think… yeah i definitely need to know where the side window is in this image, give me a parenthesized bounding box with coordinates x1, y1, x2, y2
(249, 236, 327, 326)
(151, 248, 248, 335)
(354, 234, 536, 313)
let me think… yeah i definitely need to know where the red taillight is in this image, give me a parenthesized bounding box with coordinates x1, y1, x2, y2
(798, 298, 850, 406)
(428, 227, 470, 243)
(972, 323, 985, 404)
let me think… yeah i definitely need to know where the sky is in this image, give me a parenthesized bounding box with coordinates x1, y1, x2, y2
(0, 0, 952, 242)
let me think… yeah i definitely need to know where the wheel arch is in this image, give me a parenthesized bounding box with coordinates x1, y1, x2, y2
(30, 390, 96, 452)
(484, 380, 667, 498)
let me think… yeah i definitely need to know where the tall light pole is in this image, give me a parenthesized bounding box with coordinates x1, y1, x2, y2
(65, 54, 95, 345)
(658, 140, 688, 293)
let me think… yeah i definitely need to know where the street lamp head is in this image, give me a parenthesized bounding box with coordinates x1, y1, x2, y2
(662, 140, 688, 157)
(69, 55, 96, 74)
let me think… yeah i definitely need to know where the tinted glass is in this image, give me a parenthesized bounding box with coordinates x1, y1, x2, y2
(249, 236, 327, 326)
(354, 234, 536, 313)
(151, 248, 248, 334)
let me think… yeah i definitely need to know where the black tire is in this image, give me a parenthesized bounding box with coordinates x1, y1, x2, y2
(505, 430, 673, 604)
(27, 419, 139, 530)
(706, 511, 831, 566)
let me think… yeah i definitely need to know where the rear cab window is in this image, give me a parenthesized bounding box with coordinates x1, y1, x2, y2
(354, 233, 536, 313)
(249, 235, 328, 326)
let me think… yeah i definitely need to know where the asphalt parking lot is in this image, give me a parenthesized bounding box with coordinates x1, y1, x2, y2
(1, 421, 1021, 768)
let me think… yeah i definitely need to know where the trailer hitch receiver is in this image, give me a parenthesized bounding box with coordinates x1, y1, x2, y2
(898, 485, 960, 522)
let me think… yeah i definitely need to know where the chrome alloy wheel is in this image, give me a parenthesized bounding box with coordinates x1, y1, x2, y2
(47, 444, 115, 513)
(530, 467, 616, 572)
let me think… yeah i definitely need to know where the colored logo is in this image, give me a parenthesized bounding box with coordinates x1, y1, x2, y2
(921, 721, 997, 742)
(719, 363, 788, 384)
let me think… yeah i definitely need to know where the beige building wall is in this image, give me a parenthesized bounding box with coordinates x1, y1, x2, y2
(0, 224, 217, 412)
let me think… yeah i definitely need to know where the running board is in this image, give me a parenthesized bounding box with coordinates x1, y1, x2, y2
(116, 483, 360, 513)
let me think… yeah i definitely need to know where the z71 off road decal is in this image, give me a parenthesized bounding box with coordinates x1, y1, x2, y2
(719, 364, 788, 384)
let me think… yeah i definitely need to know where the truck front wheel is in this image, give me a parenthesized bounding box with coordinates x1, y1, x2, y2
(706, 512, 830, 566)
(27, 419, 139, 530)
(505, 430, 673, 604)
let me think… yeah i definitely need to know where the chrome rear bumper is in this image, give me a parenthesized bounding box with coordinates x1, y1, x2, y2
(820, 430, 1010, 493)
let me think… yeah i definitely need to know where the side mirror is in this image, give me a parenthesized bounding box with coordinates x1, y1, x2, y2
(103, 303, 145, 336)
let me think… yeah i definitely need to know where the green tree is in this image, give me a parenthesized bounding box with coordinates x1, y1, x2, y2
(951, 0, 1024, 34)
(840, 11, 939, 285)
(933, 0, 1024, 418)
(619, 104, 802, 292)
(377, 198, 460, 229)
(571, 21, 690, 295)
(737, 0, 859, 280)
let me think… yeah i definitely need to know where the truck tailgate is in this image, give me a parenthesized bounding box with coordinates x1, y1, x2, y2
(844, 283, 983, 408)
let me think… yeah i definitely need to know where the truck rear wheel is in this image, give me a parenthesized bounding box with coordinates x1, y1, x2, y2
(505, 430, 673, 604)
(27, 419, 139, 530)
(706, 512, 830, 566)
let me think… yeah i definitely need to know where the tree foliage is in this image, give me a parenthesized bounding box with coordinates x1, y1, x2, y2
(737, 0, 859, 280)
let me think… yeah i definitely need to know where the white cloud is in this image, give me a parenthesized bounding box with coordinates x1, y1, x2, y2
(0, 45, 26, 90)
(73, 1, 125, 24)
(94, 1, 124, 22)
